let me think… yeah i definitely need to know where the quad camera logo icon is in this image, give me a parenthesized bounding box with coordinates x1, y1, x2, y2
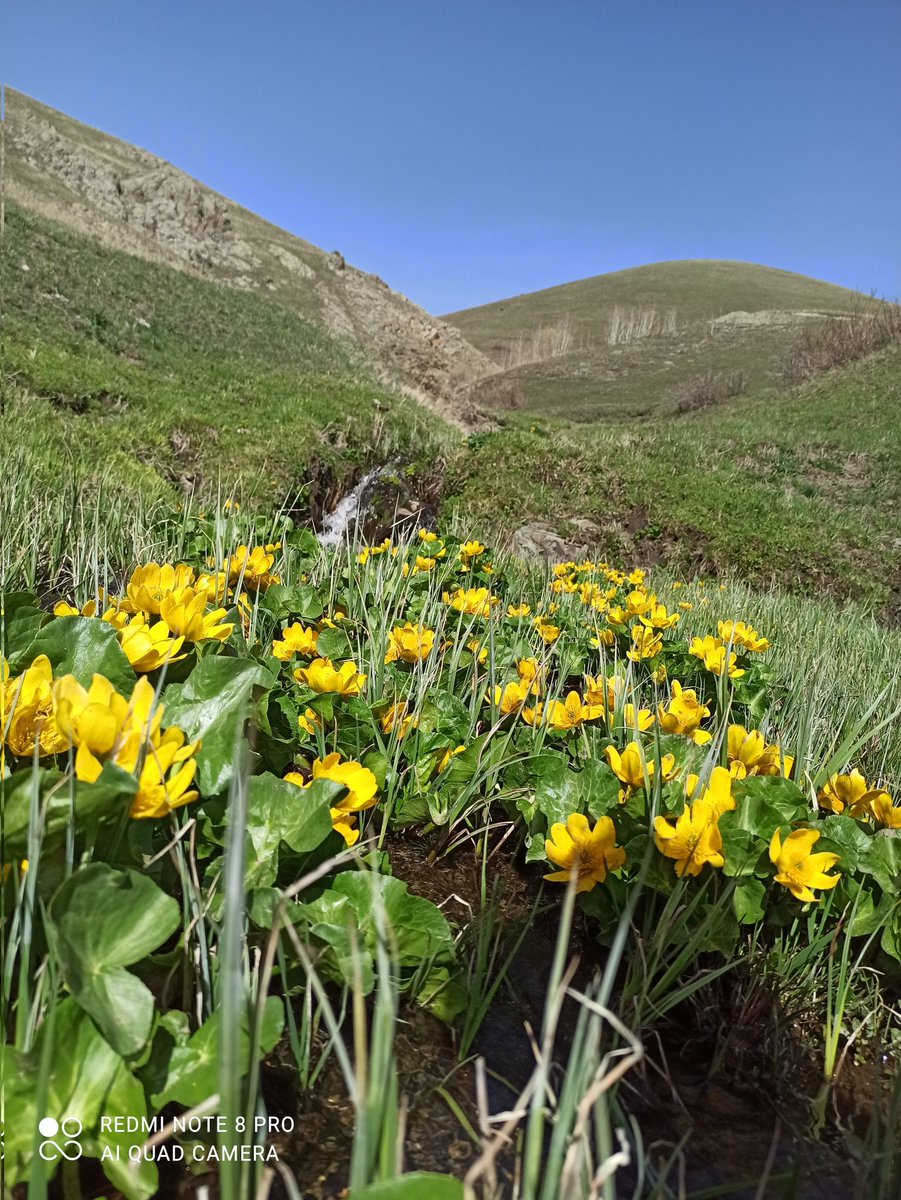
(38, 1116, 83, 1162)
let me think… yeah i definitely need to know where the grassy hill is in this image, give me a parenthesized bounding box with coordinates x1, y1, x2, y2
(445, 260, 868, 419)
(0, 202, 455, 586)
(3, 97, 898, 616)
(2, 201, 899, 613)
(3, 88, 495, 424)
(446, 346, 901, 613)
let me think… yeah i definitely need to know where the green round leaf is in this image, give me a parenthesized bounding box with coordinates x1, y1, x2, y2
(51, 864, 181, 1057)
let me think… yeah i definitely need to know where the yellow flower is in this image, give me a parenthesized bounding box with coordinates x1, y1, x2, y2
(654, 803, 725, 877)
(100, 607, 132, 632)
(586, 675, 653, 731)
(583, 673, 614, 709)
(3, 655, 70, 758)
(460, 540, 487, 560)
(385, 623, 435, 664)
(590, 628, 616, 648)
(627, 625, 663, 662)
(57, 672, 195, 810)
(437, 744, 466, 773)
(552, 576, 577, 594)
(272, 622, 320, 661)
(820, 768, 897, 825)
(726, 725, 784, 778)
(620, 704, 656, 733)
(492, 680, 531, 716)
(53, 674, 198, 814)
(624, 589, 654, 619)
(685, 766, 735, 819)
(419, 529, 439, 543)
(869, 792, 901, 829)
(294, 657, 367, 697)
(507, 603, 532, 618)
(718, 620, 769, 653)
(578, 582, 606, 608)
(381, 702, 417, 739)
(119, 617, 187, 673)
(124, 563, 196, 616)
(53, 673, 137, 781)
(769, 828, 840, 902)
(311, 753, 379, 846)
(638, 603, 680, 631)
(159, 589, 234, 644)
(54, 599, 98, 618)
(0, 860, 28, 883)
(604, 741, 652, 793)
(193, 571, 231, 606)
(544, 814, 625, 893)
(361, 537, 393, 558)
(689, 636, 745, 678)
(223, 544, 280, 591)
(285, 754, 378, 845)
(443, 587, 498, 618)
(130, 728, 200, 819)
(656, 681, 712, 744)
(297, 708, 321, 737)
(126, 675, 167, 746)
(466, 638, 489, 664)
(818, 769, 892, 820)
(534, 617, 561, 644)
(516, 657, 544, 695)
(537, 691, 603, 731)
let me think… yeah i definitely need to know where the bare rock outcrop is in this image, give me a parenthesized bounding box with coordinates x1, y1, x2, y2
(510, 522, 591, 563)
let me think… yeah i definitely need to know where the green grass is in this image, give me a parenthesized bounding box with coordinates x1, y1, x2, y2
(2, 517, 898, 1198)
(3, 204, 899, 614)
(445, 348, 901, 613)
(445, 260, 869, 419)
(0, 203, 454, 583)
(3, 90, 899, 1200)
(446, 260, 863, 336)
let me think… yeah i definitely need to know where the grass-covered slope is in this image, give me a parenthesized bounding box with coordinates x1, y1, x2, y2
(447, 260, 862, 344)
(446, 261, 867, 419)
(3, 204, 897, 614)
(0, 203, 454, 580)
(4, 88, 494, 419)
(445, 347, 901, 612)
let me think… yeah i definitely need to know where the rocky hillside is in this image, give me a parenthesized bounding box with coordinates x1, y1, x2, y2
(3, 88, 495, 427)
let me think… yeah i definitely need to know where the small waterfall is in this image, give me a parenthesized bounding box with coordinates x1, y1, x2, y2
(318, 467, 385, 546)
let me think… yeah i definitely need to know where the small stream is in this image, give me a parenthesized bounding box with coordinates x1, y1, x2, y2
(317, 466, 386, 546)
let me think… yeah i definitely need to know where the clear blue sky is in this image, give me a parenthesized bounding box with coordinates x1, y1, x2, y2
(4, 1, 899, 312)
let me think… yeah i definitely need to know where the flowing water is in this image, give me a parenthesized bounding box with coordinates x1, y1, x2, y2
(317, 467, 384, 546)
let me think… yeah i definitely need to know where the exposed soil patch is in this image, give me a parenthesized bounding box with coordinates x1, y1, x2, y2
(803, 450, 873, 498)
